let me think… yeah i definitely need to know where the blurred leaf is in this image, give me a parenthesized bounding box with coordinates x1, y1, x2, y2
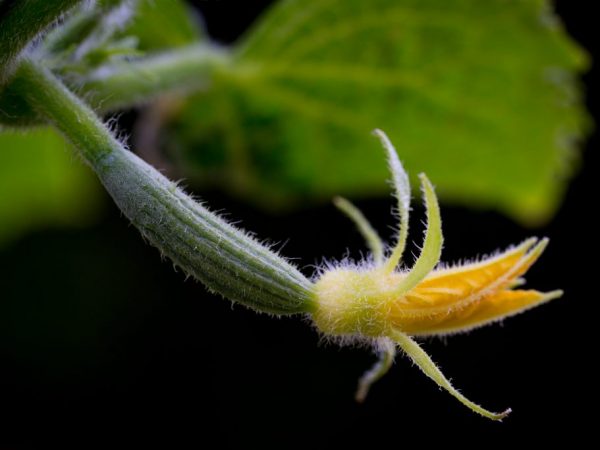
(121, 0, 205, 51)
(0, 128, 102, 246)
(164, 0, 589, 225)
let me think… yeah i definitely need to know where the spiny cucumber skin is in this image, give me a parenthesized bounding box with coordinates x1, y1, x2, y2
(14, 58, 314, 315)
(94, 148, 315, 315)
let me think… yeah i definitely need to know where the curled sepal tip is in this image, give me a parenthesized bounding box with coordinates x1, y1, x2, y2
(392, 173, 443, 296)
(355, 338, 396, 403)
(391, 329, 511, 421)
(372, 129, 411, 273)
(333, 196, 384, 265)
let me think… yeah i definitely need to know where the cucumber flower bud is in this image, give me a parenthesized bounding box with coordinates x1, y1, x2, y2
(312, 130, 561, 420)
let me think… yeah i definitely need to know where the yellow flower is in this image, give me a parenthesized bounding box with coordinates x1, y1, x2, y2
(312, 130, 562, 420)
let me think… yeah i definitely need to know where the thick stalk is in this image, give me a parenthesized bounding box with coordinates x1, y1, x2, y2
(12, 58, 314, 315)
(1, 45, 231, 126)
(78, 45, 231, 112)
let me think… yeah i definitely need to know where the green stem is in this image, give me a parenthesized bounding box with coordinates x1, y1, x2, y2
(78, 44, 232, 112)
(43, 0, 135, 59)
(1, 45, 230, 126)
(41, 4, 102, 56)
(0, 44, 230, 127)
(13, 58, 315, 315)
(0, 0, 82, 83)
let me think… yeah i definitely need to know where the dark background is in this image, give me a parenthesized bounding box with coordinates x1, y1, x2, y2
(0, 1, 596, 448)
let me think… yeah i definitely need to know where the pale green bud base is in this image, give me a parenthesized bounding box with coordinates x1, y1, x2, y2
(313, 267, 402, 338)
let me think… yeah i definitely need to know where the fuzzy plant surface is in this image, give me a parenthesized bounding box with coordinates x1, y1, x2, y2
(0, 0, 582, 420)
(0, 0, 590, 244)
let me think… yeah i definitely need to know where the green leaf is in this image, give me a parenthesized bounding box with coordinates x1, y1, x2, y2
(163, 0, 589, 225)
(0, 128, 102, 246)
(120, 0, 204, 51)
(0, 0, 82, 82)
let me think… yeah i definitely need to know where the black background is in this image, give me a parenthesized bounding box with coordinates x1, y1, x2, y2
(1, 1, 597, 448)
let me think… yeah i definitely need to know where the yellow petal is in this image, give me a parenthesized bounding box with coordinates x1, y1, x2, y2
(400, 289, 563, 336)
(390, 238, 547, 318)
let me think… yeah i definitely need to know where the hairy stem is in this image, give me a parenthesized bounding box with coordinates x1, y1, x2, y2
(12, 58, 315, 314)
(1, 44, 231, 126)
(0, 0, 82, 82)
(78, 44, 231, 112)
(42, 0, 136, 61)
